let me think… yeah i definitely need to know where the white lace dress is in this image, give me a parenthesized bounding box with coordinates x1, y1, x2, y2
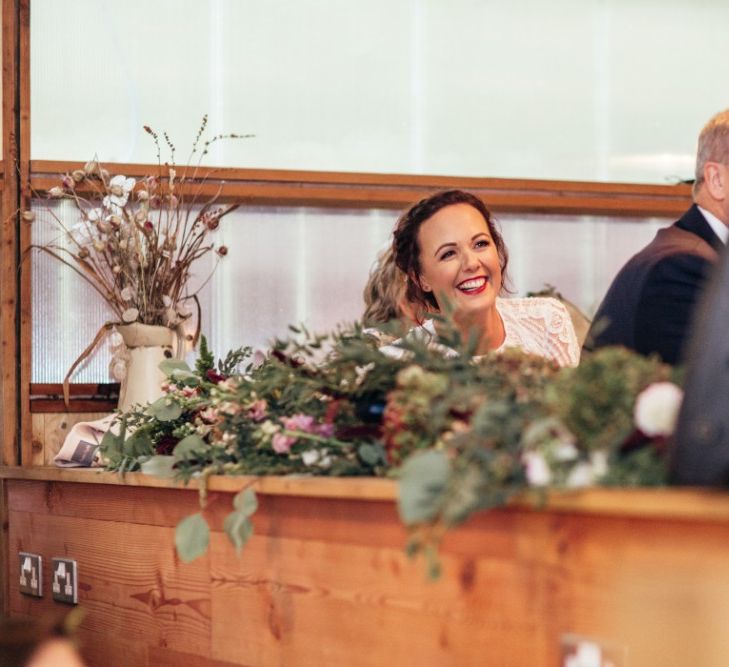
(379, 297, 580, 367)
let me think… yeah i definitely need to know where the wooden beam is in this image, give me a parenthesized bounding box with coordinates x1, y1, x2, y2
(30, 160, 692, 219)
(17, 0, 30, 466)
(1, 0, 20, 467)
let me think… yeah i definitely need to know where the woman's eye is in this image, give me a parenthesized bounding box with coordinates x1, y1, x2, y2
(475, 239, 490, 249)
(439, 250, 455, 260)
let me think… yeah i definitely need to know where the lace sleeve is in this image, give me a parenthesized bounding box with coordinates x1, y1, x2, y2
(498, 297, 581, 367)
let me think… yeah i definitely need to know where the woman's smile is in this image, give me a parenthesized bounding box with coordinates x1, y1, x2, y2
(456, 275, 488, 295)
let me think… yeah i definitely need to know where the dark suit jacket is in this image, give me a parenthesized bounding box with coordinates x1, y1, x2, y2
(584, 205, 722, 364)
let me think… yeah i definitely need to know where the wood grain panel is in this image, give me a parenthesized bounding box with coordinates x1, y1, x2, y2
(9, 509, 212, 659)
(9, 478, 729, 665)
(208, 532, 540, 666)
(7, 480, 200, 527)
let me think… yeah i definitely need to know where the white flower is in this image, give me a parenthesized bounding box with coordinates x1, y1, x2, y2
(120, 286, 135, 301)
(103, 175, 136, 210)
(566, 462, 595, 488)
(589, 450, 608, 478)
(301, 449, 319, 466)
(523, 451, 552, 487)
(301, 448, 332, 468)
(566, 450, 609, 488)
(121, 307, 139, 322)
(259, 420, 279, 437)
(634, 382, 683, 437)
(48, 186, 64, 198)
(553, 441, 579, 462)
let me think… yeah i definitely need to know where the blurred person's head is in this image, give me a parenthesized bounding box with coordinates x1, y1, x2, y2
(0, 614, 85, 667)
(693, 109, 729, 224)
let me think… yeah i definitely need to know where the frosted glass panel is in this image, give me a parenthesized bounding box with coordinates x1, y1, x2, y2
(31, 198, 670, 382)
(30, 0, 729, 182)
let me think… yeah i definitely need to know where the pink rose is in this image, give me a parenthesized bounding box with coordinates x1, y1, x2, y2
(281, 414, 315, 433)
(246, 399, 268, 422)
(272, 432, 296, 454)
(316, 422, 335, 438)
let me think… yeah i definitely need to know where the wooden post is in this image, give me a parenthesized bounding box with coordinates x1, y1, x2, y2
(0, 0, 29, 468)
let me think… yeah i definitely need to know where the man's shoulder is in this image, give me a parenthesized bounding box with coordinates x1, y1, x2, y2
(618, 212, 719, 276)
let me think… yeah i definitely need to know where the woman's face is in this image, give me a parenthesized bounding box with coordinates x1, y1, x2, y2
(416, 203, 502, 317)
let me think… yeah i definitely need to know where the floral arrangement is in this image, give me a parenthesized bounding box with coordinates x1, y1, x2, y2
(99, 323, 683, 573)
(27, 117, 247, 331)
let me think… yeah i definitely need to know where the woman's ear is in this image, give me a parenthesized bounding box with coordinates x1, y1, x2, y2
(409, 271, 431, 293)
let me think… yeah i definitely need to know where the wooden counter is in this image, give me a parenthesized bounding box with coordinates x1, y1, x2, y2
(4, 467, 729, 666)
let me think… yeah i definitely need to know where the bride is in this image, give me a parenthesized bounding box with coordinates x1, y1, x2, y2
(381, 189, 580, 367)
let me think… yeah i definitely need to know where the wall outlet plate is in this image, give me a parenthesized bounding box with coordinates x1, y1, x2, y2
(52, 558, 78, 605)
(561, 633, 627, 667)
(19, 552, 43, 597)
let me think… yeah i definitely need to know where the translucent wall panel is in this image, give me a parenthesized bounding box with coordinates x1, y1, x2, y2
(30, 0, 729, 182)
(31, 198, 670, 382)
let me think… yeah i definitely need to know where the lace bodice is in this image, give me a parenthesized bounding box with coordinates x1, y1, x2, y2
(379, 297, 580, 367)
(491, 297, 580, 367)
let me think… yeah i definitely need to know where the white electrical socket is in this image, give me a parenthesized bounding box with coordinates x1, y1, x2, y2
(561, 633, 626, 667)
(19, 552, 43, 597)
(51, 558, 78, 605)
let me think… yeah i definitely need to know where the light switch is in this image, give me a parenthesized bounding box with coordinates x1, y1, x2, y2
(51, 558, 78, 605)
(19, 552, 43, 597)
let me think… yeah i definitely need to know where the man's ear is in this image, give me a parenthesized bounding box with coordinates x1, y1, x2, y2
(703, 162, 728, 200)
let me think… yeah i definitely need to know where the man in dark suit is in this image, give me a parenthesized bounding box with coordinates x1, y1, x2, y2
(585, 109, 729, 364)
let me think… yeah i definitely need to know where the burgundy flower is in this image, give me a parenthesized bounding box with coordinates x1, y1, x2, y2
(155, 435, 179, 456)
(206, 369, 227, 384)
(217, 245, 228, 257)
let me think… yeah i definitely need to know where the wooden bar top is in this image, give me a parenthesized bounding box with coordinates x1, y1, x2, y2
(3, 465, 729, 522)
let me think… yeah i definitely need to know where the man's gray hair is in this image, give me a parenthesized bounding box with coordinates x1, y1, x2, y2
(694, 109, 729, 197)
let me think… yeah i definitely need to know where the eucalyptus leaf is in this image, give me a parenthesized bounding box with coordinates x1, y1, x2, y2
(173, 434, 207, 462)
(232, 487, 258, 516)
(147, 396, 183, 422)
(123, 429, 154, 458)
(140, 455, 176, 478)
(397, 450, 452, 525)
(223, 511, 254, 554)
(441, 465, 484, 525)
(159, 358, 192, 377)
(175, 512, 210, 563)
(100, 427, 123, 459)
(358, 442, 386, 466)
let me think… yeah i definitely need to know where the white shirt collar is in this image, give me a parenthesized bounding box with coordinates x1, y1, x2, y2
(697, 205, 729, 244)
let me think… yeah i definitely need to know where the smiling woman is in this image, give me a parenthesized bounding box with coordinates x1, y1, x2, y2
(385, 190, 580, 366)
